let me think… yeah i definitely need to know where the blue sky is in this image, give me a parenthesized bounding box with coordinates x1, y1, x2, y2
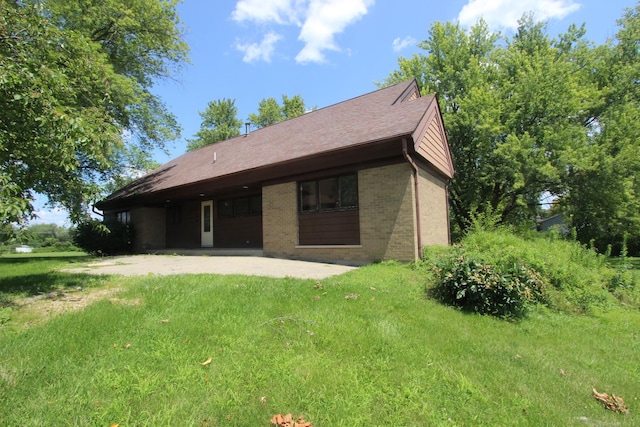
(33, 0, 634, 225)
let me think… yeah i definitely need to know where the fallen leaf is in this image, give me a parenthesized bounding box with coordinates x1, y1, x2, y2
(559, 369, 566, 376)
(200, 357, 212, 366)
(122, 343, 132, 349)
(161, 319, 170, 323)
(593, 388, 629, 414)
(345, 293, 359, 300)
(369, 287, 377, 291)
(270, 413, 313, 427)
(260, 396, 267, 406)
(109, 424, 119, 427)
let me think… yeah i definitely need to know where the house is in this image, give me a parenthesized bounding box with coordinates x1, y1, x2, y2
(95, 80, 455, 264)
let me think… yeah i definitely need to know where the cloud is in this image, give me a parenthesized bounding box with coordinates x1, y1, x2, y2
(236, 32, 282, 63)
(232, 0, 374, 64)
(232, 0, 303, 25)
(458, 0, 581, 31)
(392, 36, 417, 52)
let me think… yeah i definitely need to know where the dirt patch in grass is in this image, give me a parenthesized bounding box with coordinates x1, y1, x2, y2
(13, 285, 135, 325)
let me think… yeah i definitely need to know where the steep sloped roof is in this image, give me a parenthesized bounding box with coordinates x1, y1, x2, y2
(98, 80, 453, 208)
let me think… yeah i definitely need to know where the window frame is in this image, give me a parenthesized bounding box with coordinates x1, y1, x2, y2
(299, 173, 359, 213)
(116, 211, 131, 224)
(218, 195, 262, 218)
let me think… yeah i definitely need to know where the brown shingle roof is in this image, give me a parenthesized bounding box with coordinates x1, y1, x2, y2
(99, 80, 447, 207)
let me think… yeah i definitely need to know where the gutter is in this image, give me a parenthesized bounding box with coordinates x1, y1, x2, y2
(402, 138, 422, 258)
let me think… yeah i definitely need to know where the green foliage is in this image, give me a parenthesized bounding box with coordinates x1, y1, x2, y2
(247, 94, 306, 129)
(381, 7, 640, 253)
(0, 0, 188, 224)
(424, 228, 636, 316)
(72, 219, 133, 255)
(430, 248, 545, 318)
(187, 98, 243, 151)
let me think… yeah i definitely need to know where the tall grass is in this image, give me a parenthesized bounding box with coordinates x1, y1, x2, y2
(425, 227, 639, 315)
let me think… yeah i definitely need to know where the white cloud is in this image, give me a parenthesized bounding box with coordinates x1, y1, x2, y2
(392, 36, 417, 52)
(232, 0, 304, 25)
(232, 0, 374, 64)
(236, 32, 282, 63)
(458, 0, 581, 31)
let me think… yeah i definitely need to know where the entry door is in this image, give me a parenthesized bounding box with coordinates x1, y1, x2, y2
(201, 200, 213, 247)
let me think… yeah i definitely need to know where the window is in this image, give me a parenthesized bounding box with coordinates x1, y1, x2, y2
(299, 173, 358, 213)
(218, 195, 262, 218)
(117, 211, 130, 224)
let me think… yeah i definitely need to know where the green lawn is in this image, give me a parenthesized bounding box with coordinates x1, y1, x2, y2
(1, 255, 638, 426)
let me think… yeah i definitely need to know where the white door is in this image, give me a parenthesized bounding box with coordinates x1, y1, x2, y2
(201, 200, 213, 247)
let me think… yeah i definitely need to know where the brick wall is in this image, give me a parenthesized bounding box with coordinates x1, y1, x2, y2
(359, 163, 418, 262)
(417, 168, 450, 247)
(263, 163, 419, 263)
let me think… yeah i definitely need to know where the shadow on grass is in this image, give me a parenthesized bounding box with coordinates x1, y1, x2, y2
(0, 256, 108, 307)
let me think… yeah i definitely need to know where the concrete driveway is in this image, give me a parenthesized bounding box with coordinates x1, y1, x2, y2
(62, 255, 358, 280)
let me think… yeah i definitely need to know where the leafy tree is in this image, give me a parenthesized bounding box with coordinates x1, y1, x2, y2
(187, 98, 243, 151)
(248, 94, 307, 129)
(0, 0, 188, 225)
(381, 11, 640, 254)
(248, 97, 283, 129)
(281, 94, 306, 120)
(564, 3, 640, 254)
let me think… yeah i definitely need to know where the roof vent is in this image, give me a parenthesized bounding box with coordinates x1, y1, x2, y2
(212, 151, 217, 164)
(245, 122, 251, 136)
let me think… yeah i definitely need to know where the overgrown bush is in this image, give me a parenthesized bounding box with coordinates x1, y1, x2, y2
(423, 226, 638, 318)
(429, 247, 546, 318)
(73, 219, 134, 255)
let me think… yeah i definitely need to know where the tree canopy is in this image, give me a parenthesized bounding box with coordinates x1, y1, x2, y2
(382, 4, 640, 253)
(248, 94, 306, 129)
(188, 94, 308, 151)
(0, 0, 188, 224)
(187, 98, 243, 151)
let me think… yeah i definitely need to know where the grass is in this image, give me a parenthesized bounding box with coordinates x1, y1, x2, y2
(1, 254, 639, 426)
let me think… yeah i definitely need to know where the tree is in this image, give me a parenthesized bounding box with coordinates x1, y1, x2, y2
(248, 97, 283, 129)
(187, 98, 242, 151)
(248, 94, 306, 129)
(563, 3, 640, 254)
(382, 9, 640, 253)
(0, 0, 189, 225)
(281, 94, 306, 120)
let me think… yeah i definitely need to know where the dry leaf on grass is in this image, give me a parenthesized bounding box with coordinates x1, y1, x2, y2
(270, 413, 312, 427)
(161, 319, 170, 323)
(122, 343, 132, 349)
(345, 293, 359, 300)
(592, 388, 629, 414)
(200, 357, 212, 366)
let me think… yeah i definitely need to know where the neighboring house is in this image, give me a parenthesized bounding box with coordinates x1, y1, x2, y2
(535, 214, 569, 234)
(95, 80, 455, 264)
(15, 245, 33, 253)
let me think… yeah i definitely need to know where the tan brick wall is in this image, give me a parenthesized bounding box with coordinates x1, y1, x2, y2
(417, 168, 450, 247)
(262, 182, 298, 258)
(263, 163, 420, 264)
(131, 207, 166, 251)
(359, 163, 418, 262)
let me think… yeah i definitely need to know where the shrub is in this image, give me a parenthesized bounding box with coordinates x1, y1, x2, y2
(430, 248, 546, 319)
(73, 219, 134, 255)
(424, 227, 635, 317)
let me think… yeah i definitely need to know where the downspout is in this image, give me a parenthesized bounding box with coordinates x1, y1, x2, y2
(402, 138, 422, 258)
